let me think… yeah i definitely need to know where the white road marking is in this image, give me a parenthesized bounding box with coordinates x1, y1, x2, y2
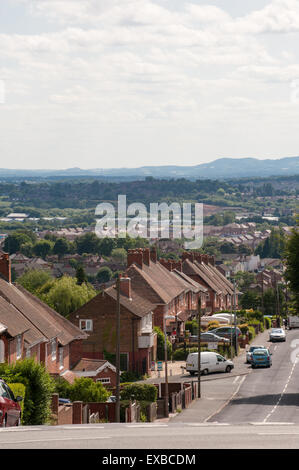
(233, 376, 240, 384)
(0, 436, 111, 445)
(204, 375, 246, 423)
(128, 424, 168, 428)
(263, 358, 298, 423)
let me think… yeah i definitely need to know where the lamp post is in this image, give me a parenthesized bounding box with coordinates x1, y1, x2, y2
(233, 280, 238, 356)
(163, 314, 175, 418)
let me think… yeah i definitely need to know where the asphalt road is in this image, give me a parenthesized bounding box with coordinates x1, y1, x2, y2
(1, 422, 299, 449)
(208, 328, 299, 424)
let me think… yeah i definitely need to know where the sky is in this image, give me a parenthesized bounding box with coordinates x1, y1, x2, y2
(0, 0, 299, 169)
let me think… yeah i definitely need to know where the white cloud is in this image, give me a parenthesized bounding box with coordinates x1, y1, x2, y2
(1, 0, 299, 168)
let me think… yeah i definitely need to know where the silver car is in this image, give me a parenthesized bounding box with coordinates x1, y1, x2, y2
(269, 328, 286, 342)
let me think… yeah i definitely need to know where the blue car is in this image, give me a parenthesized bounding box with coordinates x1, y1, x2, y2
(251, 348, 272, 368)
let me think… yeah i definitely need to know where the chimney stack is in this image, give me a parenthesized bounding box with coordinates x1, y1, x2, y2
(150, 247, 157, 263)
(0, 252, 11, 283)
(120, 277, 132, 300)
(143, 248, 150, 265)
(127, 249, 143, 269)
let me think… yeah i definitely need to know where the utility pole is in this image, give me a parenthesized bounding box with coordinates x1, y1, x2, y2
(230, 293, 233, 360)
(197, 296, 201, 398)
(233, 280, 238, 356)
(261, 271, 264, 315)
(164, 315, 169, 418)
(115, 275, 121, 423)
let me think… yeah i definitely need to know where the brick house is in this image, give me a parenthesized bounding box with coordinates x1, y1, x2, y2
(71, 358, 117, 387)
(68, 248, 207, 375)
(68, 274, 158, 375)
(0, 251, 87, 376)
(181, 252, 237, 314)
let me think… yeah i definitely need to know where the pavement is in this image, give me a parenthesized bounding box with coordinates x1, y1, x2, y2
(142, 328, 275, 423)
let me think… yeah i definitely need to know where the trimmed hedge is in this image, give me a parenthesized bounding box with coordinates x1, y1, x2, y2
(121, 383, 158, 402)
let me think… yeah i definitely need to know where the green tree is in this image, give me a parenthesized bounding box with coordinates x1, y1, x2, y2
(40, 276, 96, 316)
(68, 377, 109, 403)
(285, 219, 299, 311)
(75, 232, 101, 255)
(33, 240, 53, 258)
(4, 232, 32, 254)
(153, 326, 172, 360)
(76, 265, 87, 285)
(53, 238, 69, 258)
(111, 248, 127, 264)
(96, 266, 113, 284)
(18, 269, 53, 294)
(240, 291, 260, 310)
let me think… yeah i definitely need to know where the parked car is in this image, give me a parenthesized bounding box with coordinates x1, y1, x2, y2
(246, 345, 265, 364)
(269, 328, 286, 342)
(251, 348, 272, 368)
(107, 395, 116, 403)
(188, 333, 230, 344)
(0, 378, 23, 427)
(186, 351, 234, 376)
(288, 316, 299, 329)
(209, 326, 242, 341)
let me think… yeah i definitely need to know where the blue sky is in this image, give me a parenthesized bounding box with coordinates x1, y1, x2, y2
(0, 0, 299, 169)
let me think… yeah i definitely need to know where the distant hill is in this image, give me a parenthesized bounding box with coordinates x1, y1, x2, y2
(1, 156, 299, 180)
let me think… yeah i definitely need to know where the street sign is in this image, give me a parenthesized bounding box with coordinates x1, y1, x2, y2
(157, 361, 163, 371)
(208, 342, 218, 350)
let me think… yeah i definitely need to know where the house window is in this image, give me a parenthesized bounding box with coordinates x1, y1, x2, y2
(26, 348, 31, 358)
(51, 339, 56, 361)
(16, 335, 22, 360)
(59, 347, 64, 369)
(96, 377, 111, 384)
(79, 319, 93, 331)
(0, 340, 4, 363)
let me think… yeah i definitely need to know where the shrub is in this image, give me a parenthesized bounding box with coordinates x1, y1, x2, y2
(264, 316, 271, 329)
(207, 321, 220, 331)
(7, 383, 26, 420)
(69, 377, 109, 403)
(0, 359, 55, 425)
(154, 326, 172, 360)
(239, 323, 249, 335)
(120, 371, 142, 383)
(248, 326, 256, 342)
(121, 384, 158, 402)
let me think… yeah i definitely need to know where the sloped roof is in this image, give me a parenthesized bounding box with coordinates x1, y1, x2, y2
(72, 358, 116, 374)
(171, 270, 207, 293)
(126, 261, 186, 305)
(0, 279, 87, 347)
(105, 284, 155, 318)
(182, 259, 222, 294)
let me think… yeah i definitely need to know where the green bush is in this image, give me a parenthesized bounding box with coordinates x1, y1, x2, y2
(264, 316, 271, 329)
(0, 359, 55, 425)
(120, 371, 142, 383)
(238, 323, 249, 335)
(248, 326, 256, 342)
(207, 321, 220, 331)
(7, 383, 26, 420)
(154, 326, 172, 360)
(58, 377, 109, 403)
(121, 383, 158, 402)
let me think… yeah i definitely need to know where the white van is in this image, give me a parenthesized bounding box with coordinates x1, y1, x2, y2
(288, 316, 299, 329)
(186, 351, 234, 376)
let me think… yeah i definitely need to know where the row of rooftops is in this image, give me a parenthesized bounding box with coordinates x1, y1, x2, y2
(0, 251, 87, 350)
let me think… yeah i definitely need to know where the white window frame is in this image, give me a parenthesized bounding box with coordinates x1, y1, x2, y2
(59, 347, 64, 369)
(51, 339, 56, 361)
(79, 319, 93, 332)
(0, 339, 4, 363)
(16, 335, 22, 360)
(96, 377, 111, 384)
(26, 348, 31, 359)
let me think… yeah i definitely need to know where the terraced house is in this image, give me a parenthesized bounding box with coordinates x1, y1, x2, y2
(68, 248, 207, 375)
(180, 252, 237, 314)
(0, 251, 87, 376)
